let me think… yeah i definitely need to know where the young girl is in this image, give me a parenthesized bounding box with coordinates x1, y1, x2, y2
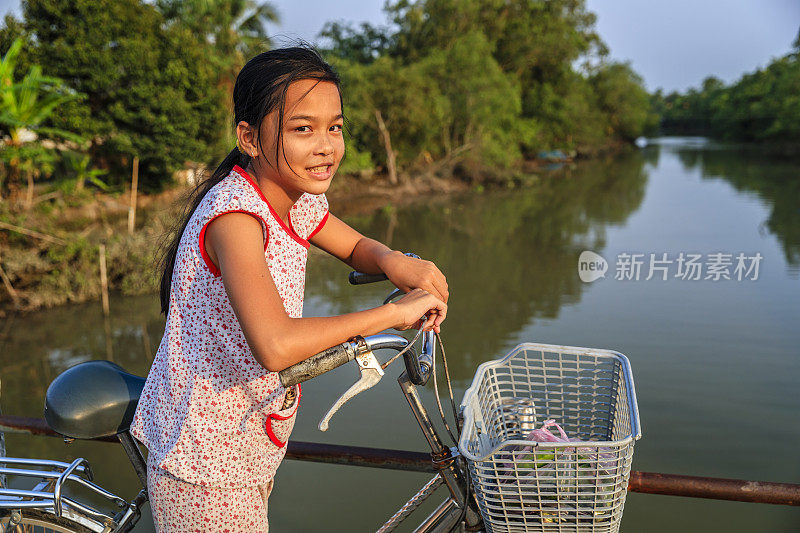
(130, 47, 448, 531)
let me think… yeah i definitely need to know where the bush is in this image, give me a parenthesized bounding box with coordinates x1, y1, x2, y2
(18, 0, 227, 190)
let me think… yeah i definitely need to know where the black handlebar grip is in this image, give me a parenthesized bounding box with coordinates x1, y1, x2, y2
(279, 342, 356, 388)
(348, 271, 389, 285)
(348, 253, 420, 285)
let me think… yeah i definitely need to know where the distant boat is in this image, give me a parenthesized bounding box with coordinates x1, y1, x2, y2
(635, 137, 648, 148)
(537, 149, 570, 162)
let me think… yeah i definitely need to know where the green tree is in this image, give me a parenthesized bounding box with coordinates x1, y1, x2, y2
(384, 0, 603, 76)
(324, 0, 650, 175)
(420, 31, 533, 173)
(64, 151, 108, 192)
(524, 73, 604, 151)
(156, 0, 279, 86)
(0, 14, 24, 56)
(334, 55, 449, 182)
(0, 38, 82, 205)
(657, 27, 800, 144)
(722, 56, 800, 142)
(384, 0, 606, 125)
(335, 31, 534, 181)
(590, 61, 657, 141)
(19, 0, 227, 189)
(318, 21, 393, 66)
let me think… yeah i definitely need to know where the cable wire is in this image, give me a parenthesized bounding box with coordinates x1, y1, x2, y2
(432, 343, 459, 445)
(380, 326, 423, 370)
(436, 331, 461, 433)
(434, 331, 472, 528)
(384, 325, 474, 529)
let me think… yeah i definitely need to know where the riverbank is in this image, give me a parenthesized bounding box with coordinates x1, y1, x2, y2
(653, 134, 800, 158)
(0, 171, 474, 316)
(0, 151, 602, 316)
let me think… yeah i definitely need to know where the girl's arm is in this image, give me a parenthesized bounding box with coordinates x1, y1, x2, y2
(310, 213, 449, 303)
(205, 212, 447, 372)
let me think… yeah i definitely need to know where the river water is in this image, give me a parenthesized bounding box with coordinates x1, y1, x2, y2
(1, 137, 798, 531)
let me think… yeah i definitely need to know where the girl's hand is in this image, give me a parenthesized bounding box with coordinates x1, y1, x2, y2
(379, 252, 449, 303)
(389, 288, 447, 333)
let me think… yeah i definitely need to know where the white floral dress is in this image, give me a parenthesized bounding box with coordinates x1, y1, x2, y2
(131, 165, 328, 530)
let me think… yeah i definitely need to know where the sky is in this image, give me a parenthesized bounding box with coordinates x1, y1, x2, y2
(1, 0, 798, 93)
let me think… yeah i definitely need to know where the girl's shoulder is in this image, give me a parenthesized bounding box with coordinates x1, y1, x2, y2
(197, 167, 265, 218)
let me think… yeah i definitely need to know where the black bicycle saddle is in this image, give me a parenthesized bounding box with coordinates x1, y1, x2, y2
(44, 360, 146, 439)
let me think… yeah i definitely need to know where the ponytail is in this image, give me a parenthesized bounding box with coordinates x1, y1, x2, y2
(158, 148, 251, 314)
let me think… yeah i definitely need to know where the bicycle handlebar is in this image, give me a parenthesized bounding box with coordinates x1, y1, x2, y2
(279, 259, 434, 388)
(348, 271, 389, 285)
(347, 257, 433, 387)
(279, 340, 359, 387)
(278, 331, 434, 387)
(347, 253, 420, 286)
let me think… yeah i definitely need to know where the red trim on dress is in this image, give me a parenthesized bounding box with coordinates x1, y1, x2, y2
(198, 210, 269, 277)
(266, 384, 302, 448)
(232, 165, 310, 250)
(307, 211, 329, 241)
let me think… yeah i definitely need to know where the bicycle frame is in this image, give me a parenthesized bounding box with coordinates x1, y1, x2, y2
(1, 278, 474, 532)
(382, 330, 483, 533)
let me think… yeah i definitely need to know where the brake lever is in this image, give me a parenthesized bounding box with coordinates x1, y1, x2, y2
(318, 349, 385, 431)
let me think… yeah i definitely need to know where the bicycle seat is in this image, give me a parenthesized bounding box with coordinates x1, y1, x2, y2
(44, 360, 146, 439)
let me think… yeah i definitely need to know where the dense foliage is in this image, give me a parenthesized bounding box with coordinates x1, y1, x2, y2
(0, 0, 656, 194)
(23, 0, 228, 189)
(654, 30, 800, 143)
(323, 0, 657, 180)
(0, 0, 232, 192)
(0, 38, 82, 203)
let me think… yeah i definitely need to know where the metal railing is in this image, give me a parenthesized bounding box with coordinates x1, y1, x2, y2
(0, 414, 798, 507)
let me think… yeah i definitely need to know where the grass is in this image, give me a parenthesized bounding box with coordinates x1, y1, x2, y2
(0, 188, 171, 315)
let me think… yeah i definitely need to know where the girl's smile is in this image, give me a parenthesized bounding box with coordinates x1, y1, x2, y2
(306, 164, 334, 180)
(241, 79, 344, 214)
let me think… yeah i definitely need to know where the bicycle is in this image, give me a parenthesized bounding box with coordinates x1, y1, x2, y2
(0, 268, 640, 532)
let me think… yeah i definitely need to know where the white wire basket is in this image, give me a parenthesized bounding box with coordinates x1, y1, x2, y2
(458, 343, 641, 533)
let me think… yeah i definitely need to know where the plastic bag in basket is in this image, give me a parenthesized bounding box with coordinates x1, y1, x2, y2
(501, 419, 616, 472)
(528, 419, 571, 443)
(498, 419, 572, 471)
(496, 420, 618, 523)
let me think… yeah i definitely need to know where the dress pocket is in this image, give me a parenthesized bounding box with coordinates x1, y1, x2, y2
(266, 384, 301, 448)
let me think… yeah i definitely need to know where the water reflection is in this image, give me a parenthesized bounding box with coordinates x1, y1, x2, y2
(307, 152, 649, 380)
(668, 141, 800, 270)
(0, 298, 160, 419)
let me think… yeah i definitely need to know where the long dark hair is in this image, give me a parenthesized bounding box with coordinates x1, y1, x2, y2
(159, 46, 341, 315)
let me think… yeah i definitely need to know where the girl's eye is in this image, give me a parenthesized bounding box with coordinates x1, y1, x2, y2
(295, 125, 311, 132)
(330, 124, 343, 133)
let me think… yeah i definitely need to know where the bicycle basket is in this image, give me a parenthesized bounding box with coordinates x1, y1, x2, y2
(458, 343, 641, 533)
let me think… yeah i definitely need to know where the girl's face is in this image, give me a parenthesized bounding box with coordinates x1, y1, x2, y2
(255, 79, 344, 198)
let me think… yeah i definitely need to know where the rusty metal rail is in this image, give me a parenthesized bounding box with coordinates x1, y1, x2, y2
(628, 471, 800, 506)
(1, 415, 798, 506)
